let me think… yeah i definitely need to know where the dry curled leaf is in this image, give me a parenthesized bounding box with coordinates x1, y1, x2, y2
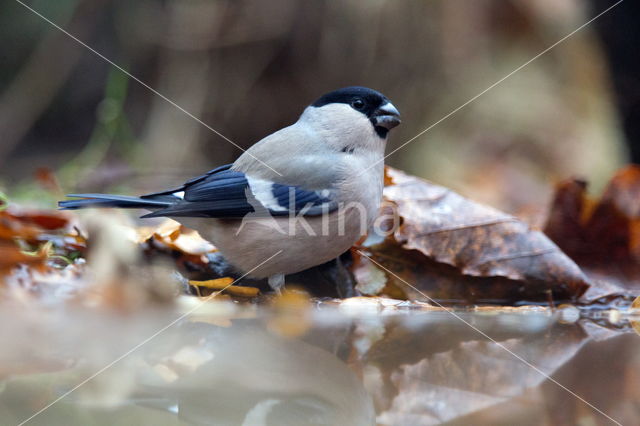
(140, 219, 216, 256)
(544, 166, 640, 300)
(358, 167, 590, 304)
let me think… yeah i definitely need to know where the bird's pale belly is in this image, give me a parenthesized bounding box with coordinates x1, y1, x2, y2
(179, 207, 372, 278)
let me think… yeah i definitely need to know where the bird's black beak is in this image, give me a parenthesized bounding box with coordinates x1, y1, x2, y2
(371, 102, 401, 130)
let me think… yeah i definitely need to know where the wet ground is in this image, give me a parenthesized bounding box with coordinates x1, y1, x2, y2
(0, 298, 638, 426)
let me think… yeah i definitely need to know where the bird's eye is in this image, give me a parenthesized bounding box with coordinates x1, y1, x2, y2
(351, 99, 365, 110)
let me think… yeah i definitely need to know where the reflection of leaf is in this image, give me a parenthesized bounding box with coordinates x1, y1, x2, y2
(368, 318, 588, 425)
(362, 168, 589, 304)
(544, 166, 640, 302)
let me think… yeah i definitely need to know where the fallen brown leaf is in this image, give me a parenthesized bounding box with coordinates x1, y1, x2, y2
(358, 167, 590, 304)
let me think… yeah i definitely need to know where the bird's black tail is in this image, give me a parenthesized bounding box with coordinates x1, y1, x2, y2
(58, 194, 173, 211)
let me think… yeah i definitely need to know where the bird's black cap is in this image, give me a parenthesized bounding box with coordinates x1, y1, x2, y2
(311, 86, 400, 137)
(312, 86, 389, 116)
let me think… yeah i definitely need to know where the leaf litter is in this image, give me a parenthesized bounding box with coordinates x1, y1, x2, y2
(2, 166, 640, 311)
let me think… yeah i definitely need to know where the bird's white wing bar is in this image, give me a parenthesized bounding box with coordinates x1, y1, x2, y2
(246, 176, 288, 212)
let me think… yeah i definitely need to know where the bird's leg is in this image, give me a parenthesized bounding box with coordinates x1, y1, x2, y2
(333, 255, 359, 298)
(268, 273, 285, 295)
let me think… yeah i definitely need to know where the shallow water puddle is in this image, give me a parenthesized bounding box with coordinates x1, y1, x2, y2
(0, 298, 637, 425)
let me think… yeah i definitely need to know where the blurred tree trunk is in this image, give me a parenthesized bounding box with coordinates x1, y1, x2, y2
(591, 0, 640, 162)
(0, 0, 104, 168)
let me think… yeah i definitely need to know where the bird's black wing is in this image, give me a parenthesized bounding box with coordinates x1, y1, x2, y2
(140, 164, 337, 219)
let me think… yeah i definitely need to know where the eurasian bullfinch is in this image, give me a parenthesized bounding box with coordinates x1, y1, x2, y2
(60, 86, 401, 292)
